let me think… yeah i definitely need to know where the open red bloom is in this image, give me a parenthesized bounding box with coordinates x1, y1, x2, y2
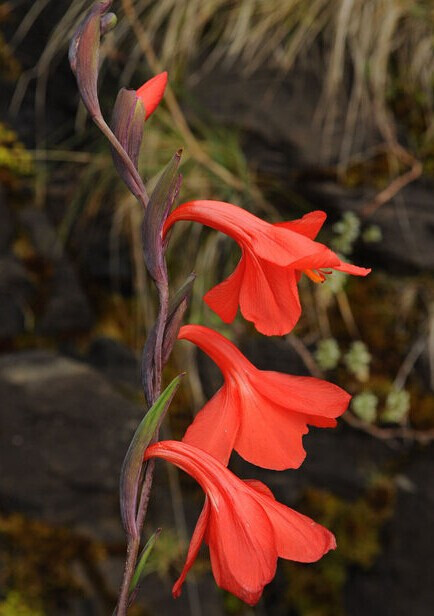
(144, 440, 335, 605)
(164, 202, 370, 335)
(178, 324, 350, 470)
(136, 71, 168, 120)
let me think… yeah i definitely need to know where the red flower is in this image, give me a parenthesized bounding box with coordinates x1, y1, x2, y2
(178, 324, 350, 470)
(144, 440, 335, 605)
(164, 202, 370, 335)
(136, 71, 168, 120)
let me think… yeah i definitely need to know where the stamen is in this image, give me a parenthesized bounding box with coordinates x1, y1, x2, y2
(304, 269, 324, 283)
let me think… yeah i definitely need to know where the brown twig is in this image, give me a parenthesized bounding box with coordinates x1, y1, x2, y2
(361, 157, 423, 217)
(343, 412, 434, 444)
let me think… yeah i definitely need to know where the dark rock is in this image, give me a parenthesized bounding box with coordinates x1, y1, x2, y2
(300, 179, 434, 272)
(192, 65, 377, 169)
(0, 350, 143, 542)
(18, 208, 93, 334)
(87, 336, 139, 388)
(0, 349, 224, 615)
(345, 449, 434, 616)
(0, 255, 34, 339)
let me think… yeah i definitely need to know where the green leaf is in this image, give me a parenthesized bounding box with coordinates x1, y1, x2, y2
(129, 529, 161, 593)
(120, 375, 182, 538)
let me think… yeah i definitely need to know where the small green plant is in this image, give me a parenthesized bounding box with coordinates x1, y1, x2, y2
(381, 389, 411, 424)
(315, 338, 341, 371)
(351, 391, 379, 424)
(344, 341, 371, 382)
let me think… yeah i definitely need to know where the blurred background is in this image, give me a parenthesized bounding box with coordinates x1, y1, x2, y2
(0, 1, 433, 614)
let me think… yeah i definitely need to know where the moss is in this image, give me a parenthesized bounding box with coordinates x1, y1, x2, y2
(0, 591, 44, 616)
(284, 478, 396, 615)
(0, 513, 107, 612)
(0, 123, 34, 180)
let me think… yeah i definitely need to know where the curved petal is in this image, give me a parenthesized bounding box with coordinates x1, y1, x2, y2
(206, 489, 277, 605)
(165, 201, 329, 268)
(254, 372, 350, 420)
(258, 494, 336, 562)
(238, 254, 301, 336)
(235, 387, 309, 470)
(303, 415, 337, 428)
(252, 224, 329, 267)
(178, 323, 248, 376)
(203, 257, 245, 324)
(136, 71, 168, 119)
(172, 497, 211, 598)
(275, 211, 327, 240)
(182, 385, 241, 466)
(334, 261, 371, 276)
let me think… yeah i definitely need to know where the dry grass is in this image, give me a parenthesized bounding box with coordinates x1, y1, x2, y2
(4, 0, 434, 354)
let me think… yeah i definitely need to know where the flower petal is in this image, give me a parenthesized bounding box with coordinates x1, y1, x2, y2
(182, 385, 241, 466)
(259, 495, 336, 562)
(172, 497, 210, 598)
(246, 481, 336, 561)
(334, 261, 371, 276)
(136, 71, 168, 120)
(203, 257, 245, 324)
(206, 489, 277, 605)
(238, 254, 301, 336)
(235, 387, 309, 470)
(275, 210, 327, 240)
(254, 372, 350, 420)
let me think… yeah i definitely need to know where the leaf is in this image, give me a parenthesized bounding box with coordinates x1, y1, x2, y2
(120, 376, 182, 538)
(141, 274, 195, 405)
(129, 529, 161, 593)
(143, 150, 182, 284)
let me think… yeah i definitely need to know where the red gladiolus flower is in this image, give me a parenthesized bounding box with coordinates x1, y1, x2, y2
(144, 440, 335, 605)
(164, 202, 370, 335)
(136, 71, 168, 120)
(178, 324, 350, 469)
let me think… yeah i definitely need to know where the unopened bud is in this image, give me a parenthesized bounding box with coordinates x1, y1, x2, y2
(68, 0, 115, 118)
(110, 88, 145, 197)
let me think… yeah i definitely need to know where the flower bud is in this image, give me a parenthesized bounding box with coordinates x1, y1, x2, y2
(68, 1, 114, 118)
(110, 88, 145, 198)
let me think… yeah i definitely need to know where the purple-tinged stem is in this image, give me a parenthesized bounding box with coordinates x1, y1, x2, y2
(115, 276, 169, 614)
(93, 114, 149, 209)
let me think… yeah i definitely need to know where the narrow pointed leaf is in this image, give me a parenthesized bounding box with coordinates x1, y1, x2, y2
(110, 88, 145, 197)
(162, 273, 196, 365)
(143, 150, 182, 283)
(120, 376, 182, 538)
(129, 529, 161, 593)
(141, 274, 195, 405)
